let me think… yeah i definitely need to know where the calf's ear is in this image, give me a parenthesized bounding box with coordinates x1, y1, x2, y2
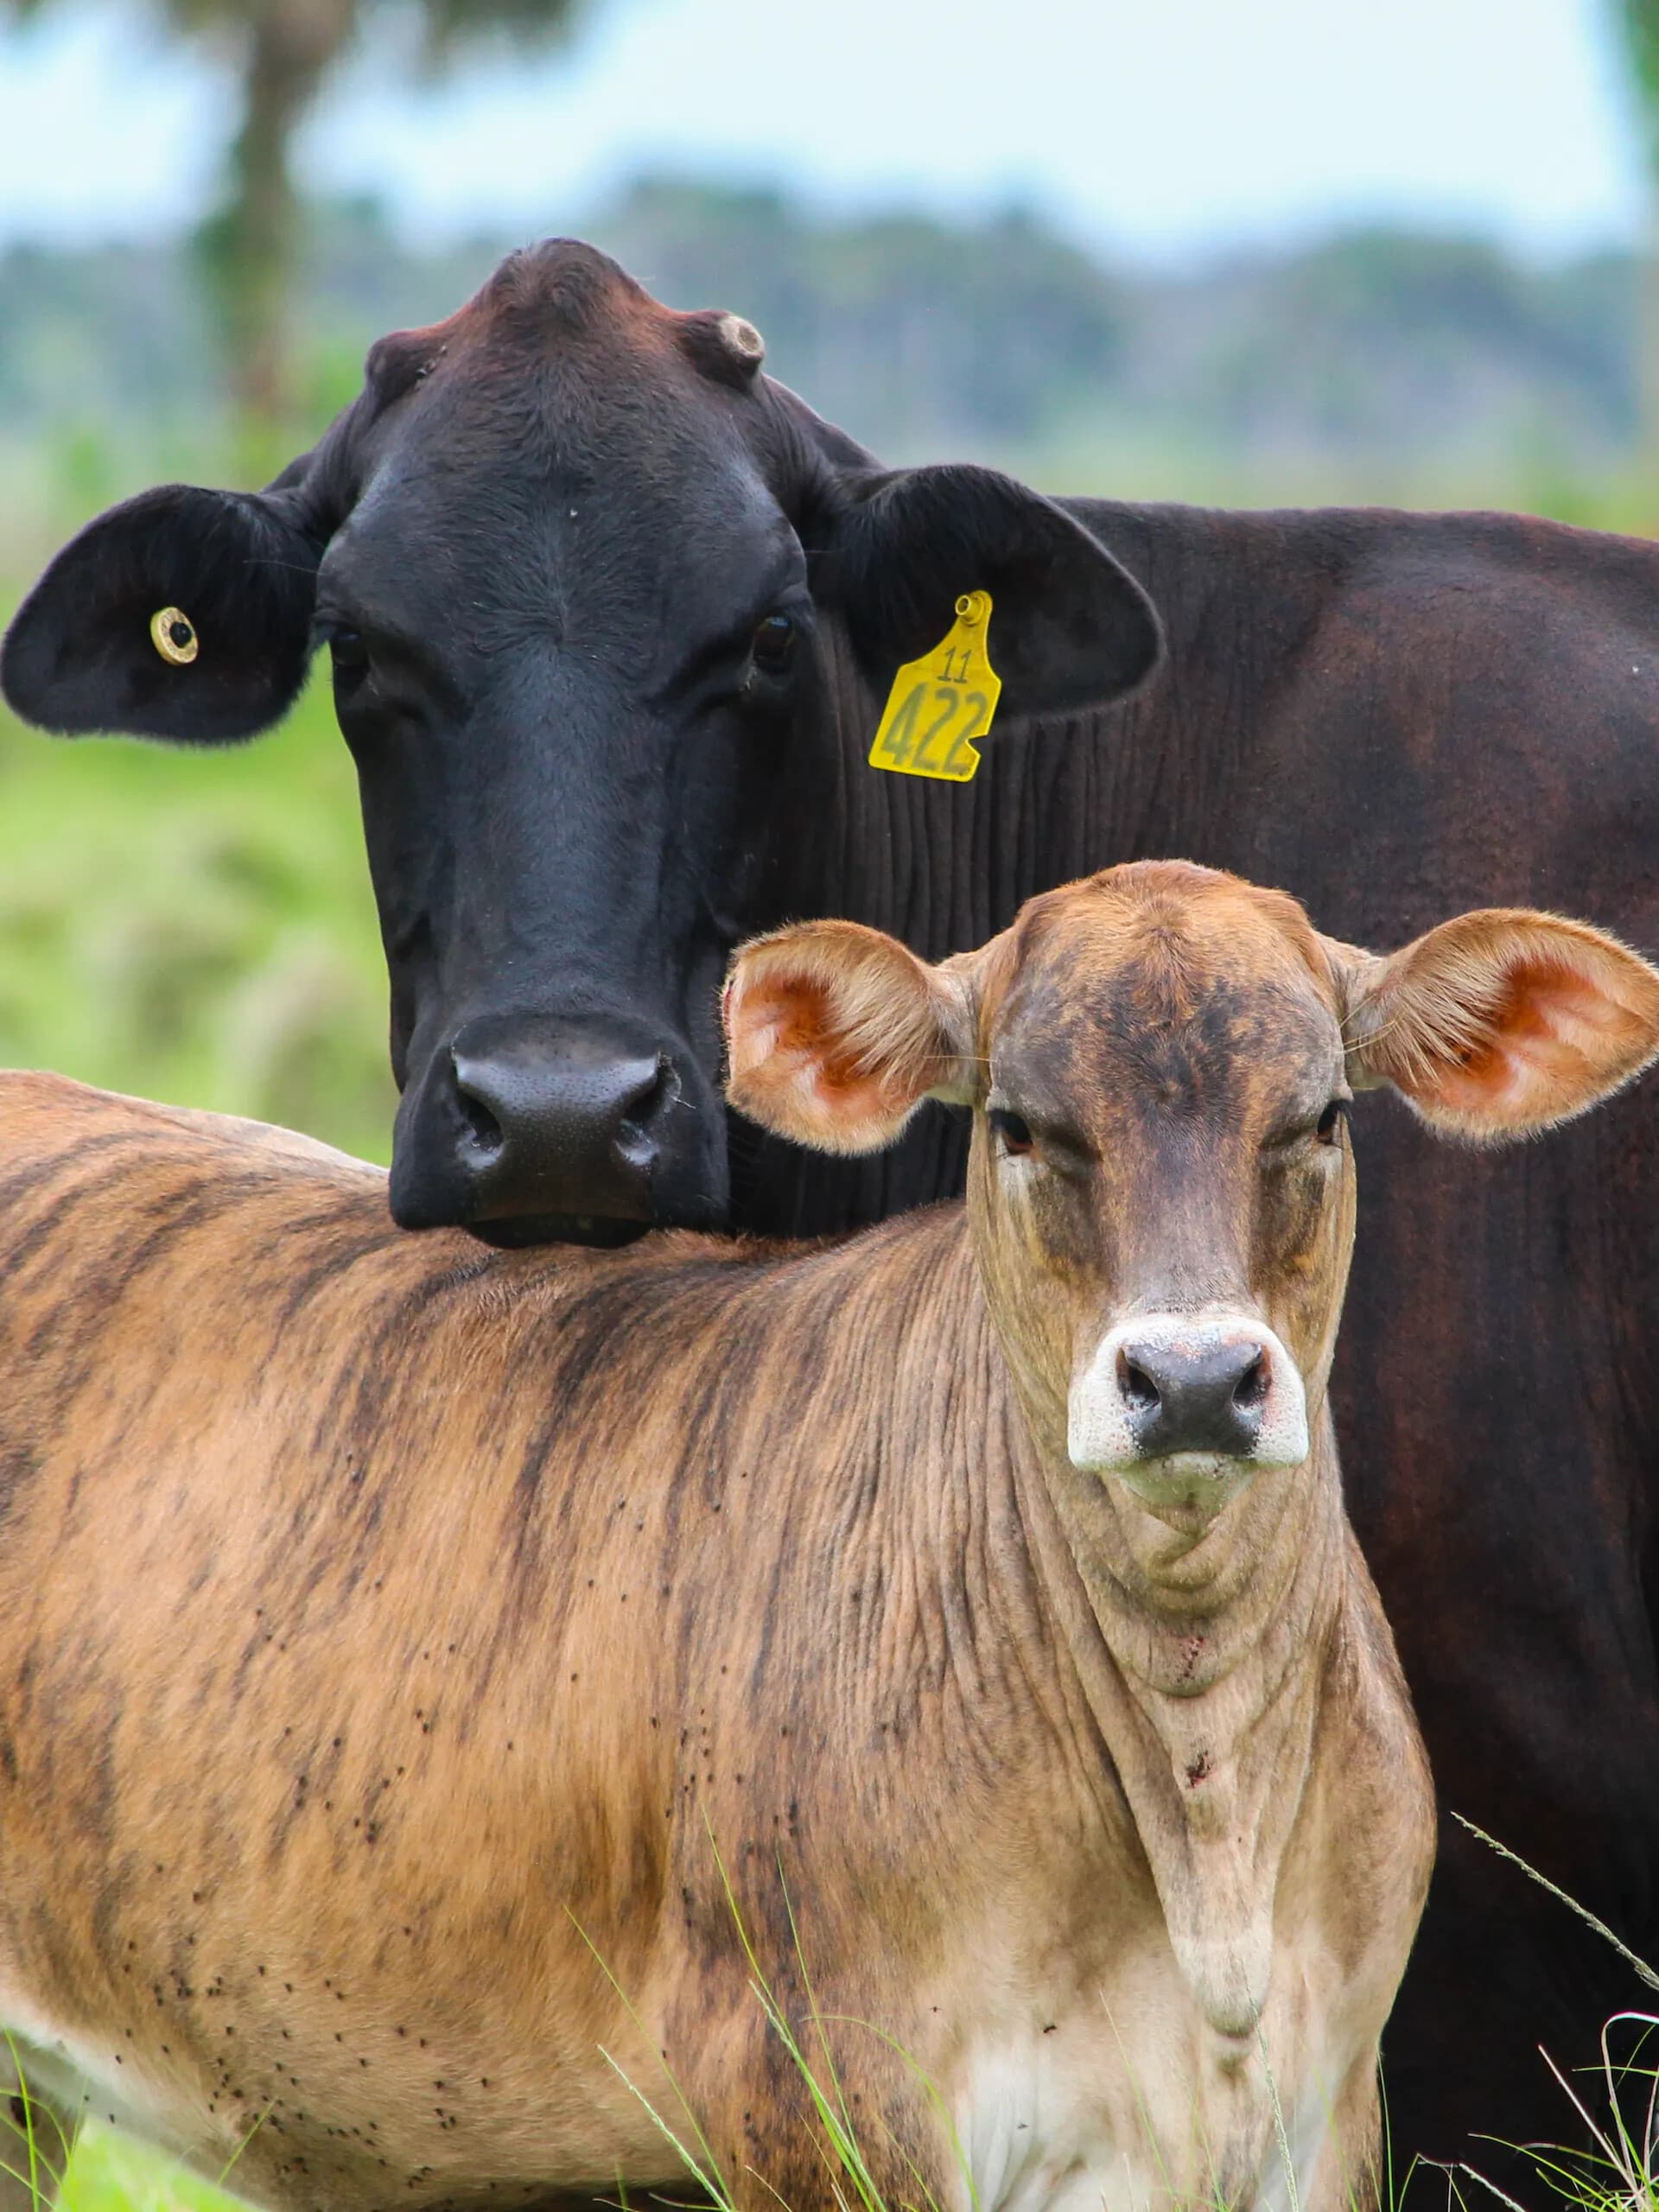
(1, 480, 326, 743)
(818, 465, 1163, 725)
(723, 920, 977, 1154)
(1337, 909, 1659, 1141)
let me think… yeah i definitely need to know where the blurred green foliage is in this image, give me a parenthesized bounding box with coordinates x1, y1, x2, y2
(0, 652, 396, 1162)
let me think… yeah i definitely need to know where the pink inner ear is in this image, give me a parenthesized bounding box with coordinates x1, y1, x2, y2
(731, 972, 908, 1131)
(1428, 958, 1637, 1126)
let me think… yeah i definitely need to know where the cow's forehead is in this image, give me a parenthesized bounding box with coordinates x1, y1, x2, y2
(367, 239, 690, 400)
(986, 863, 1344, 1117)
(317, 246, 802, 650)
(356, 239, 771, 479)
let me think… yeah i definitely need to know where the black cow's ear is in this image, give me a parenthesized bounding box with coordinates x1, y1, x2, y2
(1, 482, 326, 744)
(817, 464, 1163, 724)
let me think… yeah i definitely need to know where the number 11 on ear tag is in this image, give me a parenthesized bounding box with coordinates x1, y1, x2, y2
(868, 590, 1000, 783)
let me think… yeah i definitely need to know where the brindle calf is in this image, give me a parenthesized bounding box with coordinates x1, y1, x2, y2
(2, 864, 1656, 2212)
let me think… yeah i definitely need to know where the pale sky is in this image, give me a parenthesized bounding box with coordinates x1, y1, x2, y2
(0, 0, 1647, 262)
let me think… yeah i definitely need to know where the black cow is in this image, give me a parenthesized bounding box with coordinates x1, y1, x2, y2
(6, 239, 1659, 2171)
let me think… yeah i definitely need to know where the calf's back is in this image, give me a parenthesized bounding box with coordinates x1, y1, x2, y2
(0, 1073, 1425, 2212)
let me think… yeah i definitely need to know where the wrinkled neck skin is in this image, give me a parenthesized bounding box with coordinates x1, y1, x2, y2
(969, 1147, 1359, 2044)
(1020, 1394, 1347, 2044)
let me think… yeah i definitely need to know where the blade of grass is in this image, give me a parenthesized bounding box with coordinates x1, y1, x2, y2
(701, 1830, 886, 2212)
(594, 2049, 734, 2212)
(566, 1906, 734, 2208)
(816, 2017, 978, 2212)
(214, 2103, 275, 2190)
(1452, 1818, 1659, 1996)
(3, 2034, 45, 2212)
(1256, 2022, 1301, 2212)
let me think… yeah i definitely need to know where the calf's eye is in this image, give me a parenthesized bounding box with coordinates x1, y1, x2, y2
(751, 613, 797, 674)
(1316, 1099, 1348, 1147)
(989, 1108, 1035, 1158)
(329, 629, 368, 675)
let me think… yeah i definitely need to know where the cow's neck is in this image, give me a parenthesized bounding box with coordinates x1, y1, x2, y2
(1001, 1361, 1350, 2042)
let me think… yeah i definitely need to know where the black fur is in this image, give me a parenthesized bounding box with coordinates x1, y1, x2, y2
(819, 463, 1163, 718)
(1, 484, 326, 742)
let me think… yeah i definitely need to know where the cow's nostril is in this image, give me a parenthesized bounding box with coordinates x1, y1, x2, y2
(457, 1087, 505, 1160)
(1232, 1353, 1270, 1412)
(617, 1058, 678, 1148)
(1118, 1351, 1160, 1414)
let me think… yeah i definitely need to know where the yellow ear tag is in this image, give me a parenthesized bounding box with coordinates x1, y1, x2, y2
(868, 590, 999, 783)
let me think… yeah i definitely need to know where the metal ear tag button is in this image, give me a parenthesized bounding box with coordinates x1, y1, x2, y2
(149, 607, 199, 665)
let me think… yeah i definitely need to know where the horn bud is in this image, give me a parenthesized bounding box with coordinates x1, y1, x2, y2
(717, 314, 766, 371)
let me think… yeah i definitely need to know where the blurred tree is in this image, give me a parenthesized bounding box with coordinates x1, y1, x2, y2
(2, 0, 583, 429)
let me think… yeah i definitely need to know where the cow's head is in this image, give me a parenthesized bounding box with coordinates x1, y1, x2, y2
(0, 241, 1161, 1247)
(725, 862, 1659, 1516)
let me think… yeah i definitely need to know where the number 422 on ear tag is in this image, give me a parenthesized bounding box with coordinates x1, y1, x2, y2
(868, 590, 1000, 783)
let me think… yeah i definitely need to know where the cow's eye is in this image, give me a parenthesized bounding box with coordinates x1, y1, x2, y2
(328, 628, 368, 677)
(1315, 1098, 1349, 1147)
(750, 613, 797, 675)
(989, 1108, 1035, 1158)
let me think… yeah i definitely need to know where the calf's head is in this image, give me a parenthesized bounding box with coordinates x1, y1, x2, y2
(0, 240, 1161, 1247)
(726, 861, 1659, 1512)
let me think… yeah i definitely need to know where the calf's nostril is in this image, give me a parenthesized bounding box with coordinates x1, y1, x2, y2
(1232, 1353, 1270, 1412)
(1117, 1350, 1160, 1414)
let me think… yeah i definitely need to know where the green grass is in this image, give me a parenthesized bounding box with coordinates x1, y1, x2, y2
(1439, 2018, 1659, 2212)
(0, 658, 395, 1166)
(3, 2088, 244, 2212)
(59, 2127, 244, 2212)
